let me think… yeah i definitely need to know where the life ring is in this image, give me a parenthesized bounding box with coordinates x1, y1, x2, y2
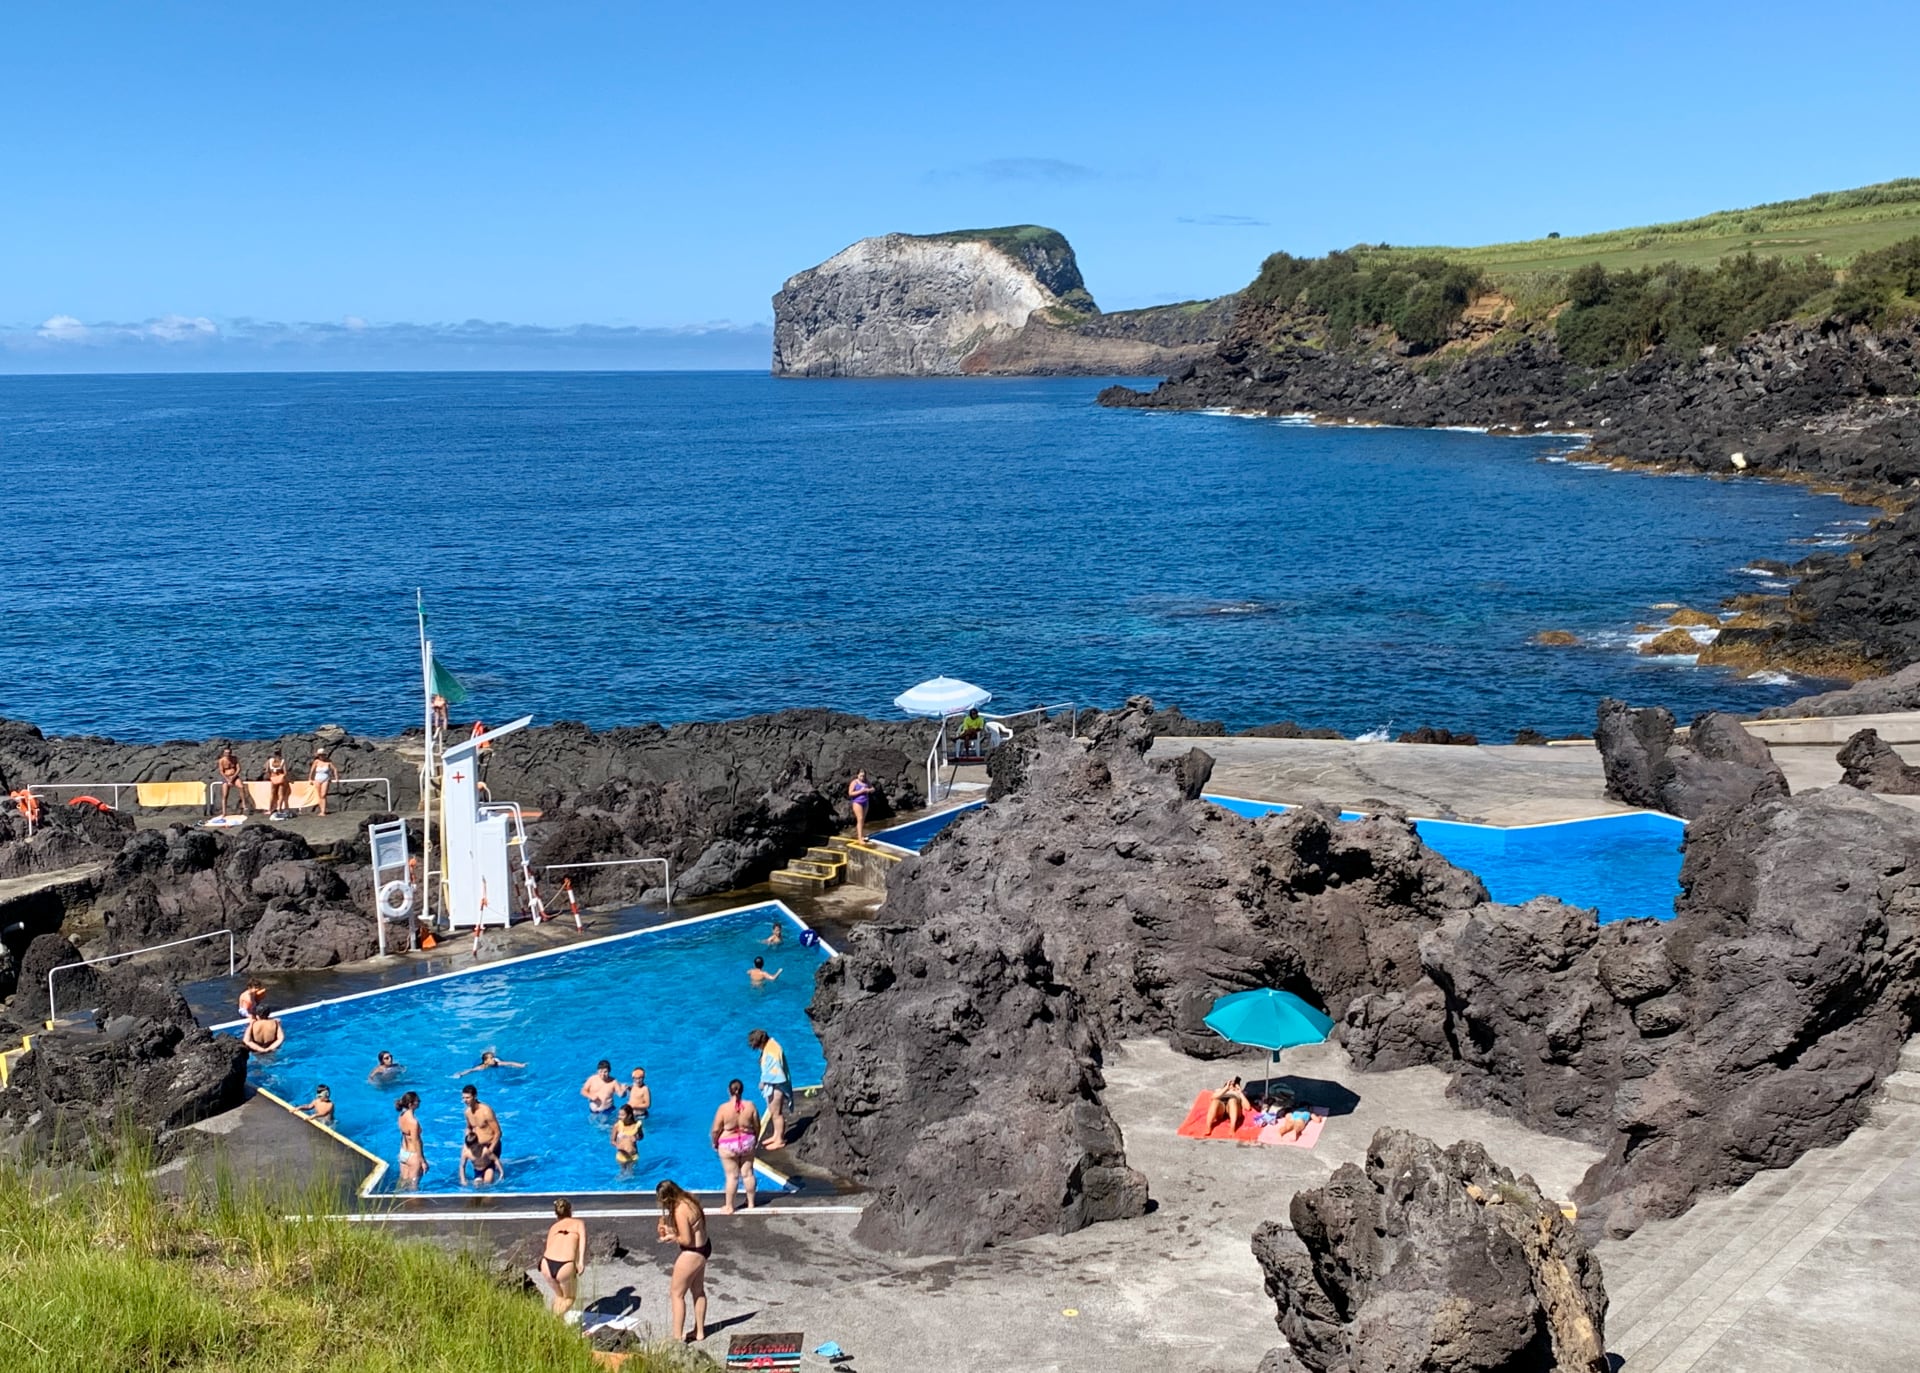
(68, 795, 112, 812)
(6, 790, 40, 824)
(377, 880, 415, 920)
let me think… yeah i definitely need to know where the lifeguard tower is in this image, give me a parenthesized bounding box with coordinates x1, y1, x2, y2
(439, 715, 535, 930)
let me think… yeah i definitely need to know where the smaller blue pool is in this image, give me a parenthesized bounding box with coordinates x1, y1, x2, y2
(1205, 795, 1684, 923)
(231, 902, 831, 1195)
(880, 797, 1684, 923)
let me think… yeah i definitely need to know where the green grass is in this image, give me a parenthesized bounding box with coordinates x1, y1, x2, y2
(1374, 179, 1920, 281)
(0, 1160, 696, 1373)
(910, 223, 1071, 254)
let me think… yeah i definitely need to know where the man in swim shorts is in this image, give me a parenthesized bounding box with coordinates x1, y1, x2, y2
(462, 1083, 502, 1159)
(580, 1059, 621, 1112)
(747, 1028, 792, 1149)
(217, 745, 250, 816)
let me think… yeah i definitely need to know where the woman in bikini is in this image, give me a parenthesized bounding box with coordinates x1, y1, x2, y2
(847, 770, 873, 842)
(308, 750, 337, 816)
(1206, 1076, 1251, 1132)
(709, 1078, 760, 1215)
(612, 1104, 644, 1174)
(242, 1008, 285, 1055)
(655, 1180, 709, 1344)
(395, 1091, 427, 1188)
(541, 1198, 587, 1315)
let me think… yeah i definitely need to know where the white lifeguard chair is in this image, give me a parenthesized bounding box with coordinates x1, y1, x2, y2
(439, 714, 533, 931)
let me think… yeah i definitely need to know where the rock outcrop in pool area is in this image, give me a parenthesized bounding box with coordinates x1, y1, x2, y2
(1594, 698, 1787, 818)
(807, 698, 1920, 1252)
(1254, 1129, 1609, 1373)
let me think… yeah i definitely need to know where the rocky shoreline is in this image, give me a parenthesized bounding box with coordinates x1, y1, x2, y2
(1101, 316, 1920, 681)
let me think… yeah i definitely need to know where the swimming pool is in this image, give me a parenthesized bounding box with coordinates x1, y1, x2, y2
(881, 796, 1684, 923)
(1204, 796, 1684, 923)
(230, 902, 832, 1196)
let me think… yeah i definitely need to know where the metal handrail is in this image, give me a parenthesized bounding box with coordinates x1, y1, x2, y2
(543, 857, 673, 906)
(989, 700, 1077, 737)
(47, 928, 236, 1025)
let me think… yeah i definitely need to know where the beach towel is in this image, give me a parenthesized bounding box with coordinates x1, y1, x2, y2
(202, 814, 246, 828)
(726, 1332, 803, 1368)
(1176, 1091, 1328, 1148)
(135, 780, 207, 808)
(245, 780, 320, 811)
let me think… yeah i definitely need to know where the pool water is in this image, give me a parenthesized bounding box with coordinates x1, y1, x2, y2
(871, 802, 986, 853)
(1204, 796, 1684, 923)
(233, 903, 831, 1195)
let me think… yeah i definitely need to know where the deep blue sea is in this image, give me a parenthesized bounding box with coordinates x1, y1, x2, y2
(0, 371, 1860, 741)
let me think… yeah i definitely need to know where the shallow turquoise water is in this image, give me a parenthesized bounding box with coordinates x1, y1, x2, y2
(232, 903, 829, 1195)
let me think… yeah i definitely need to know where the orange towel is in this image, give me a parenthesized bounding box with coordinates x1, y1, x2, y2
(1176, 1089, 1266, 1143)
(1177, 1090, 1328, 1148)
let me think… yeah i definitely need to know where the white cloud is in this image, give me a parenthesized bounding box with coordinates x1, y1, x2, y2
(37, 314, 91, 342)
(28, 313, 218, 346)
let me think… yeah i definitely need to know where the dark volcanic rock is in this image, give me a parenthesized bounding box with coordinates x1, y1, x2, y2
(805, 701, 1485, 1254)
(1396, 726, 1479, 746)
(1253, 1129, 1608, 1373)
(1237, 720, 1345, 740)
(1595, 700, 1787, 818)
(0, 970, 247, 1161)
(1760, 662, 1920, 718)
(1416, 785, 1920, 1235)
(1836, 728, 1920, 794)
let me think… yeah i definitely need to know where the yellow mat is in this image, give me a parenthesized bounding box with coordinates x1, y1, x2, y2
(135, 780, 207, 807)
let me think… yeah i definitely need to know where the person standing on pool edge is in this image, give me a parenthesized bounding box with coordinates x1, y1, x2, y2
(847, 769, 873, 842)
(541, 1199, 586, 1316)
(747, 1028, 791, 1149)
(709, 1079, 759, 1215)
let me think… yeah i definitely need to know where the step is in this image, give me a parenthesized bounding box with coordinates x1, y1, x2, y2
(1601, 1167, 1799, 1316)
(804, 847, 848, 866)
(1883, 1072, 1920, 1106)
(1609, 1115, 1920, 1368)
(825, 836, 856, 853)
(1899, 1039, 1920, 1075)
(768, 869, 833, 894)
(786, 860, 842, 881)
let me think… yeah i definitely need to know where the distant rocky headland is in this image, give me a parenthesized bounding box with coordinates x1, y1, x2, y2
(770, 225, 1235, 377)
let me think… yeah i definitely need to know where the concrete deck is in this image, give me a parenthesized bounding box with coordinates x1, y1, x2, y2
(1150, 729, 1920, 822)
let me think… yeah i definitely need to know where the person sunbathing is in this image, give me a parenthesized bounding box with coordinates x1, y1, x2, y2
(1261, 1089, 1315, 1140)
(1206, 1076, 1251, 1131)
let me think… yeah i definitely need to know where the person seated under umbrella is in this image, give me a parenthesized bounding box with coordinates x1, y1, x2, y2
(956, 706, 988, 757)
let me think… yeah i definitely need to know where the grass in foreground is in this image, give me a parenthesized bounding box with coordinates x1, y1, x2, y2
(0, 1160, 688, 1373)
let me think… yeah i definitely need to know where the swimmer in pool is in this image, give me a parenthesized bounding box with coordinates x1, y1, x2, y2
(763, 921, 785, 947)
(368, 1050, 404, 1084)
(624, 1067, 651, 1119)
(295, 1085, 334, 1125)
(580, 1059, 621, 1112)
(454, 1048, 526, 1077)
(612, 1104, 644, 1173)
(748, 955, 781, 987)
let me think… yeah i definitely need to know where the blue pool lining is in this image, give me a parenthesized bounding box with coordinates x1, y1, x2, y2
(1200, 792, 1687, 832)
(868, 800, 987, 855)
(211, 898, 832, 1034)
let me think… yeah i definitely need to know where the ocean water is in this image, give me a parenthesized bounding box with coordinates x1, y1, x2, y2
(231, 903, 830, 1195)
(0, 371, 1860, 741)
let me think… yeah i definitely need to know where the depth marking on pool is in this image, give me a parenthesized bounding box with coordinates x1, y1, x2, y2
(212, 897, 834, 1032)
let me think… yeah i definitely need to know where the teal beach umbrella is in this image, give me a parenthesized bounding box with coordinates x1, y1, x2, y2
(1203, 988, 1336, 1079)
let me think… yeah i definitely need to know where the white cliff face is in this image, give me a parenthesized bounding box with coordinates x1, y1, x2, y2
(772, 235, 1059, 377)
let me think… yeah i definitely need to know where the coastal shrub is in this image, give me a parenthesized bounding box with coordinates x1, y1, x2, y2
(1248, 250, 1485, 351)
(1555, 252, 1836, 366)
(1832, 236, 1920, 324)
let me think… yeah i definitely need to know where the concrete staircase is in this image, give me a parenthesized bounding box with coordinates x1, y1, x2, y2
(768, 840, 853, 895)
(1600, 1045, 1920, 1371)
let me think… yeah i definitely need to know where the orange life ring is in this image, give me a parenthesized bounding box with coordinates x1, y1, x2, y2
(67, 795, 113, 812)
(7, 789, 40, 823)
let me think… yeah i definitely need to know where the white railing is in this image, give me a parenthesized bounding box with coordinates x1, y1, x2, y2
(47, 929, 236, 1025)
(23, 776, 393, 812)
(543, 857, 673, 906)
(923, 701, 1079, 802)
(991, 700, 1077, 737)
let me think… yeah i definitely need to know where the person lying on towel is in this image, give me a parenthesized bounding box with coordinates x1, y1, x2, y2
(1206, 1077, 1252, 1132)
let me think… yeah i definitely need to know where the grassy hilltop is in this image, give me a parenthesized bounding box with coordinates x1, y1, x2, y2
(1386, 178, 1920, 277)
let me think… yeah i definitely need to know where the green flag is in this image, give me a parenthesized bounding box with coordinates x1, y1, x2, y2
(430, 654, 470, 706)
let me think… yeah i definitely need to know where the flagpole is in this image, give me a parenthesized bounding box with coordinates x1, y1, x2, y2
(417, 589, 434, 949)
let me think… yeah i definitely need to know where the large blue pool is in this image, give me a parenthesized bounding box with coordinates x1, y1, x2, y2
(231, 903, 831, 1196)
(880, 798, 1684, 924)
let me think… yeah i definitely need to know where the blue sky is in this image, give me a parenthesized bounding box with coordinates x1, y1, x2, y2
(4, 1, 1916, 371)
